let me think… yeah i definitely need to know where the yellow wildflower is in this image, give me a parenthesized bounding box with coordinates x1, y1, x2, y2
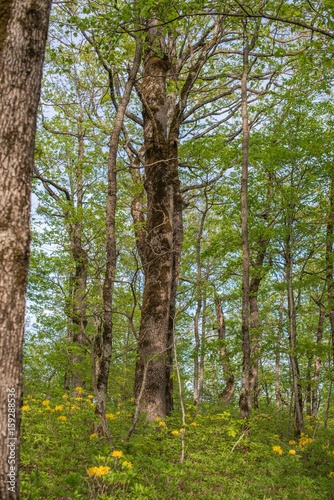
(58, 416, 67, 422)
(42, 400, 50, 406)
(272, 446, 283, 455)
(62, 394, 68, 400)
(90, 433, 98, 440)
(158, 421, 166, 427)
(274, 434, 280, 441)
(27, 395, 33, 399)
(171, 430, 180, 436)
(106, 413, 115, 420)
(75, 386, 84, 394)
(116, 411, 121, 416)
(90, 403, 95, 408)
(75, 397, 82, 402)
(117, 402, 123, 408)
(288, 440, 296, 445)
(122, 461, 133, 469)
(190, 422, 198, 427)
(155, 416, 162, 422)
(329, 472, 334, 478)
(289, 449, 296, 455)
(130, 397, 135, 404)
(87, 395, 94, 399)
(54, 405, 63, 411)
(111, 450, 123, 458)
(299, 435, 313, 448)
(71, 405, 80, 411)
(87, 466, 110, 477)
(21, 405, 30, 412)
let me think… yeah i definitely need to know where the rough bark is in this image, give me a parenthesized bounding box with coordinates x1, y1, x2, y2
(239, 41, 251, 419)
(134, 21, 174, 419)
(215, 296, 235, 404)
(0, 1, 51, 498)
(134, 17, 223, 420)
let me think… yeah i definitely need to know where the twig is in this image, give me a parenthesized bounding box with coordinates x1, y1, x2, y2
(231, 427, 250, 453)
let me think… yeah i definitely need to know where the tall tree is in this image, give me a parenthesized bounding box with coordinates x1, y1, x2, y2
(0, 1, 51, 498)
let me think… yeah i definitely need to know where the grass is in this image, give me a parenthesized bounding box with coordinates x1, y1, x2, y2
(20, 392, 334, 499)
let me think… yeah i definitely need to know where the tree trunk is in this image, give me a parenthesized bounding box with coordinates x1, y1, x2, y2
(285, 216, 304, 436)
(215, 296, 235, 404)
(193, 200, 207, 406)
(312, 299, 325, 418)
(68, 123, 88, 389)
(134, 16, 222, 420)
(275, 289, 284, 407)
(0, 1, 51, 498)
(193, 296, 202, 405)
(239, 41, 252, 419)
(326, 174, 334, 360)
(305, 356, 312, 417)
(198, 294, 207, 405)
(134, 21, 174, 420)
(166, 143, 183, 414)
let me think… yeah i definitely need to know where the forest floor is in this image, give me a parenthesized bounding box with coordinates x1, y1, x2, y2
(20, 392, 334, 499)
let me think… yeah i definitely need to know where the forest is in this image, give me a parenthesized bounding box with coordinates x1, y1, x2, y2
(1, 0, 334, 499)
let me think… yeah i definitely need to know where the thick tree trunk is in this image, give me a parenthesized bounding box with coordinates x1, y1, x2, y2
(134, 16, 222, 420)
(215, 297, 235, 404)
(134, 24, 174, 419)
(0, 1, 51, 498)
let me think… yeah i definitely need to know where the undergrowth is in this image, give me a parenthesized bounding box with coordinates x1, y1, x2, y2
(20, 390, 334, 499)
